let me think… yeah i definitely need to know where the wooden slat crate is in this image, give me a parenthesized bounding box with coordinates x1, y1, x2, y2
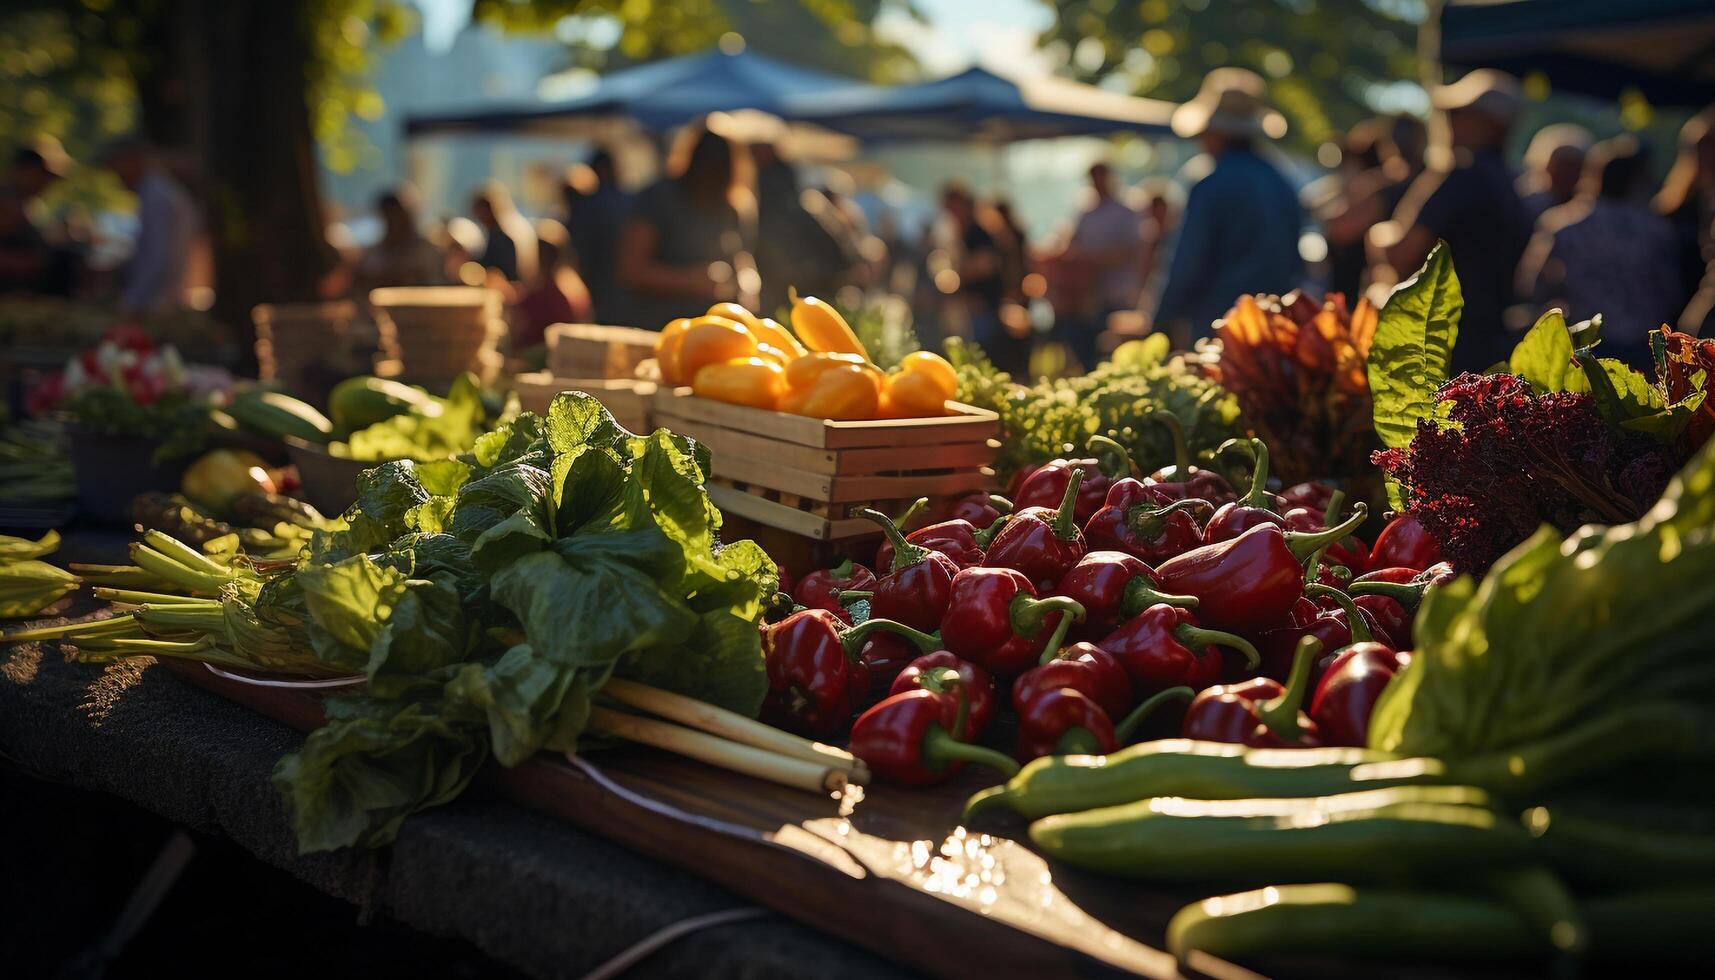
(546, 323, 660, 380)
(512, 373, 657, 434)
(652, 387, 1000, 541)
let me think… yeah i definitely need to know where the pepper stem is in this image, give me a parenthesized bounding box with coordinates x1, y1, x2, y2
(1303, 489, 1348, 586)
(1284, 503, 1368, 563)
(829, 558, 856, 581)
(1114, 685, 1193, 742)
(973, 514, 1009, 549)
(1125, 497, 1210, 537)
(1050, 467, 1086, 540)
(1243, 438, 1271, 509)
(1086, 434, 1135, 479)
(1305, 583, 1373, 644)
(988, 494, 1014, 517)
(1020, 597, 1082, 665)
(1348, 579, 1429, 612)
(934, 667, 971, 741)
(892, 496, 930, 531)
(1150, 410, 1190, 477)
(1174, 624, 1261, 671)
(840, 618, 942, 657)
(923, 726, 1020, 778)
(1119, 576, 1199, 619)
(838, 590, 875, 603)
(1256, 636, 1319, 743)
(858, 508, 928, 574)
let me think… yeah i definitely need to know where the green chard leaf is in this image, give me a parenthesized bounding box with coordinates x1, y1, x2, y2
(1509, 309, 1589, 393)
(1368, 243, 1461, 507)
(448, 462, 559, 571)
(365, 577, 473, 698)
(295, 554, 409, 671)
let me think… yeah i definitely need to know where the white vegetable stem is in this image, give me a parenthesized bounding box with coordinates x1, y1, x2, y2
(603, 678, 869, 784)
(587, 706, 849, 795)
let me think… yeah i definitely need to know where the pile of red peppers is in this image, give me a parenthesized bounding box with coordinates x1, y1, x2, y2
(762, 437, 1449, 787)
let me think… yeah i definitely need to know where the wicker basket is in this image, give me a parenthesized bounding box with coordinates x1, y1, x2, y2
(252, 301, 358, 396)
(370, 287, 503, 382)
(545, 323, 660, 380)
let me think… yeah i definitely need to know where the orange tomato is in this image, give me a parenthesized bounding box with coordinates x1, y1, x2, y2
(781, 363, 880, 420)
(785, 351, 868, 391)
(654, 317, 695, 385)
(676, 318, 758, 385)
(885, 368, 951, 418)
(897, 350, 959, 400)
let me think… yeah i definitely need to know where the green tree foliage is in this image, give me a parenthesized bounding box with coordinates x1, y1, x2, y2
(1040, 0, 1425, 151)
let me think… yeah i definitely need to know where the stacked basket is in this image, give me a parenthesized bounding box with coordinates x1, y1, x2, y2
(369, 286, 504, 390)
(251, 301, 359, 398)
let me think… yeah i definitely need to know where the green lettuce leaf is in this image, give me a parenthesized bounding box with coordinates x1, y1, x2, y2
(295, 554, 409, 671)
(1369, 437, 1715, 757)
(273, 696, 488, 853)
(365, 577, 472, 698)
(1368, 243, 1462, 507)
(1509, 309, 1589, 394)
(448, 463, 558, 571)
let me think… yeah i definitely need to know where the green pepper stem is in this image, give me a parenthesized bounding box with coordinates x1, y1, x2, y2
(1023, 597, 1083, 665)
(1349, 579, 1428, 612)
(1125, 497, 1210, 537)
(1119, 575, 1199, 619)
(841, 617, 942, 657)
(1305, 583, 1373, 644)
(923, 726, 1020, 778)
(892, 496, 930, 530)
(858, 508, 929, 574)
(1055, 727, 1104, 756)
(1051, 467, 1085, 540)
(973, 514, 1009, 549)
(1284, 503, 1368, 563)
(838, 590, 875, 603)
(1322, 488, 1347, 528)
(1086, 434, 1135, 479)
(1150, 411, 1190, 477)
(1303, 489, 1350, 586)
(1257, 636, 1320, 743)
(1175, 624, 1261, 671)
(1217, 437, 1271, 509)
(988, 494, 1014, 517)
(1114, 685, 1193, 742)
(829, 558, 856, 581)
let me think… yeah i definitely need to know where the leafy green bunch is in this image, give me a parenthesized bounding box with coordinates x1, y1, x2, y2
(270, 392, 776, 852)
(61, 385, 213, 464)
(949, 334, 1242, 481)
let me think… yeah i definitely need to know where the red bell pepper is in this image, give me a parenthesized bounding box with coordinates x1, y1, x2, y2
(1304, 583, 1392, 650)
(860, 507, 961, 632)
(848, 670, 1020, 787)
(1083, 479, 1210, 565)
(1368, 515, 1443, 571)
(792, 559, 878, 624)
(1142, 411, 1234, 502)
(1099, 603, 1261, 696)
(982, 467, 1089, 590)
(1182, 636, 1323, 747)
(760, 610, 936, 737)
(1349, 561, 1455, 613)
(1353, 594, 1410, 650)
(1015, 685, 1192, 761)
(1053, 550, 1197, 636)
(1277, 480, 1337, 514)
(1152, 504, 1368, 636)
(1005, 461, 1044, 501)
(1282, 487, 1368, 573)
(944, 490, 1011, 528)
(1010, 435, 1133, 525)
(890, 650, 997, 737)
(939, 566, 1085, 676)
(1012, 640, 1132, 720)
(1202, 438, 1288, 543)
(874, 513, 1007, 572)
(1309, 642, 1411, 747)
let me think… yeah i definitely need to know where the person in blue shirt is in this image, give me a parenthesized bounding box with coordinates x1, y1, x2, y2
(1151, 68, 1303, 347)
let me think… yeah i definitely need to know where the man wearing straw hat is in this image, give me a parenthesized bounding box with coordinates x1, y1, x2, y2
(1151, 67, 1303, 347)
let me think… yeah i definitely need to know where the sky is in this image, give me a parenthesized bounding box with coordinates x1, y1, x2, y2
(414, 0, 1056, 78)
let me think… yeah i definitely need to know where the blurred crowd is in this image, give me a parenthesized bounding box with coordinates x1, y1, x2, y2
(4, 66, 1713, 375)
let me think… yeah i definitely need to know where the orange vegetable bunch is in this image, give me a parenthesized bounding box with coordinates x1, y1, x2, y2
(654, 294, 958, 420)
(1211, 291, 1379, 482)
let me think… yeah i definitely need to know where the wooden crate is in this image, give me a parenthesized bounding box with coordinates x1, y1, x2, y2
(652, 387, 999, 541)
(546, 323, 660, 380)
(512, 373, 657, 434)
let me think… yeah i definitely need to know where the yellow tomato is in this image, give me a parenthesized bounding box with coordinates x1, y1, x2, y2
(781, 364, 880, 420)
(785, 351, 868, 391)
(885, 368, 951, 418)
(692, 357, 786, 410)
(676, 318, 758, 386)
(654, 317, 694, 385)
(897, 350, 959, 400)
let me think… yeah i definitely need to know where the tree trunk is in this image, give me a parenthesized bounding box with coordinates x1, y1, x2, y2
(133, 0, 330, 369)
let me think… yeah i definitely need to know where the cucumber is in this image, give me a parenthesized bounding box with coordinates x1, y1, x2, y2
(228, 389, 334, 444)
(328, 376, 436, 435)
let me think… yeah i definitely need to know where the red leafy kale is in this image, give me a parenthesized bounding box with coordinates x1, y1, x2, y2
(1372, 373, 1673, 573)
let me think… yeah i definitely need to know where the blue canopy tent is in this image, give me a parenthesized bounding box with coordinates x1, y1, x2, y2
(403, 48, 859, 137)
(785, 67, 1177, 144)
(1441, 0, 1715, 106)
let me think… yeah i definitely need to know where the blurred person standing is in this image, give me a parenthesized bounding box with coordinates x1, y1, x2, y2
(1517, 136, 1681, 369)
(0, 142, 72, 295)
(471, 181, 537, 284)
(1153, 68, 1302, 347)
(352, 188, 445, 295)
(102, 137, 202, 314)
(1317, 116, 1426, 300)
(563, 149, 630, 322)
(616, 116, 757, 328)
(1058, 163, 1143, 368)
(1517, 123, 1593, 225)
(941, 183, 1028, 375)
(1373, 70, 1531, 374)
(751, 129, 848, 313)
(1655, 107, 1715, 334)
(1135, 179, 1179, 298)
(510, 218, 593, 355)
